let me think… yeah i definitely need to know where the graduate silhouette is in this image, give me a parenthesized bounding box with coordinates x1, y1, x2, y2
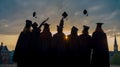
(30, 18, 49, 67)
(78, 25, 92, 67)
(40, 23, 52, 66)
(52, 12, 68, 66)
(13, 20, 32, 67)
(67, 26, 79, 66)
(91, 23, 110, 67)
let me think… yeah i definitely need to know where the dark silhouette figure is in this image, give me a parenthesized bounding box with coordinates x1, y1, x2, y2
(30, 22, 41, 66)
(40, 23, 52, 65)
(30, 18, 49, 66)
(41, 23, 52, 56)
(52, 24, 66, 66)
(67, 26, 79, 56)
(52, 12, 67, 66)
(13, 20, 32, 67)
(67, 26, 79, 66)
(78, 25, 92, 66)
(12, 11, 111, 67)
(91, 23, 110, 67)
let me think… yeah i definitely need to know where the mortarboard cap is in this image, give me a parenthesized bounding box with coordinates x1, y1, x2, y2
(83, 25, 90, 32)
(72, 26, 78, 31)
(62, 12, 68, 18)
(32, 22, 38, 28)
(83, 9, 88, 16)
(43, 23, 50, 27)
(96, 22, 104, 27)
(57, 25, 63, 29)
(25, 20, 32, 28)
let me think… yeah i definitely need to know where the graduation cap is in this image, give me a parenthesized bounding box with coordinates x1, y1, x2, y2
(42, 23, 50, 32)
(25, 20, 32, 28)
(57, 25, 63, 30)
(83, 9, 88, 16)
(33, 11, 37, 18)
(83, 25, 90, 32)
(32, 22, 38, 28)
(62, 12, 68, 19)
(72, 26, 78, 31)
(96, 23, 104, 27)
(43, 23, 50, 27)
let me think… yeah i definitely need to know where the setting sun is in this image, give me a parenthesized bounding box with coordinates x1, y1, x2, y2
(65, 35, 68, 40)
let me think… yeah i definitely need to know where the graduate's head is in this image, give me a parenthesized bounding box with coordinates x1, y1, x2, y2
(32, 22, 38, 29)
(71, 26, 78, 35)
(25, 20, 32, 28)
(82, 25, 90, 34)
(95, 22, 104, 32)
(23, 20, 32, 32)
(43, 23, 50, 32)
(96, 23, 104, 28)
(57, 25, 63, 33)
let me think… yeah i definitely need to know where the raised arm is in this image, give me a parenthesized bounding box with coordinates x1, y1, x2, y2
(38, 17, 49, 29)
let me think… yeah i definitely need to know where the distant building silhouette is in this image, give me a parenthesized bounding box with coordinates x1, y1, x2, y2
(114, 35, 118, 53)
(110, 35, 120, 65)
(9, 50, 14, 64)
(0, 42, 10, 64)
(109, 35, 120, 56)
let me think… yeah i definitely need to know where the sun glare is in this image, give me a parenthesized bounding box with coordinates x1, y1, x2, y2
(65, 35, 68, 40)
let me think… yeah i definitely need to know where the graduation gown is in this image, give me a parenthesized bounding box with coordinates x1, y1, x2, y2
(52, 32, 66, 66)
(78, 34, 92, 66)
(91, 31, 110, 67)
(13, 31, 32, 67)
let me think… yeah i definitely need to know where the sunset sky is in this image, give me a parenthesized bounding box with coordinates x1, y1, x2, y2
(0, 0, 120, 51)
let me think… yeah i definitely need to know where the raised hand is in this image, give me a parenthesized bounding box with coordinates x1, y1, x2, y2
(38, 17, 49, 29)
